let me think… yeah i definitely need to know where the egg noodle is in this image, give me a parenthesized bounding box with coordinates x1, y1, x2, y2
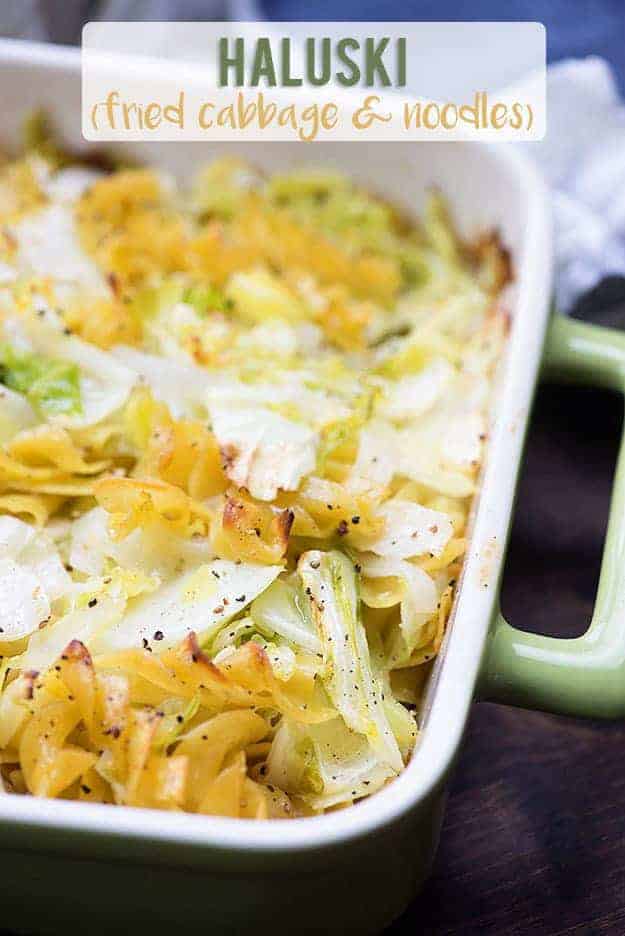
(0, 117, 509, 817)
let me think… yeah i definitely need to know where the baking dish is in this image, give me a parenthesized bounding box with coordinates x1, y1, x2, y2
(1, 37, 625, 936)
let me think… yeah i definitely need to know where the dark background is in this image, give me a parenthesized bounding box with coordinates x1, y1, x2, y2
(388, 284, 625, 935)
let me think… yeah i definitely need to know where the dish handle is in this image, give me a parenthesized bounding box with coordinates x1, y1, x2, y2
(481, 313, 625, 717)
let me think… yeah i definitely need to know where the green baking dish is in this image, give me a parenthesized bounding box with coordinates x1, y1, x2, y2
(0, 37, 623, 936)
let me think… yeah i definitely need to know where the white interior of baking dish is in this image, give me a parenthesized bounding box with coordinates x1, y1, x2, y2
(0, 40, 552, 853)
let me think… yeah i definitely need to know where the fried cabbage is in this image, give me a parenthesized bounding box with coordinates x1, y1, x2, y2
(0, 135, 509, 817)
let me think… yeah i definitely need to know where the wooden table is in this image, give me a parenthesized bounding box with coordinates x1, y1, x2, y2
(390, 379, 625, 935)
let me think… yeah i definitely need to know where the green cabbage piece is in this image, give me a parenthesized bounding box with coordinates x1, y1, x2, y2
(0, 343, 82, 417)
(192, 158, 258, 220)
(22, 110, 68, 169)
(131, 278, 226, 322)
(266, 169, 433, 290)
(225, 269, 306, 324)
(210, 615, 299, 683)
(181, 283, 227, 316)
(250, 576, 322, 655)
(152, 694, 201, 750)
(267, 719, 324, 797)
(210, 616, 257, 654)
(0, 386, 38, 443)
(267, 169, 397, 255)
(423, 191, 464, 267)
(266, 716, 396, 809)
(316, 382, 379, 470)
(265, 168, 348, 204)
(298, 549, 403, 773)
(364, 620, 419, 760)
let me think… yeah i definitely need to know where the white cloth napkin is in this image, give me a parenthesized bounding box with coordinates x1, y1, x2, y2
(529, 58, 625, 311)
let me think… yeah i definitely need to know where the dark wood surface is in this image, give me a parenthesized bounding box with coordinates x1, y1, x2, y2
(390, 379, 625, 935)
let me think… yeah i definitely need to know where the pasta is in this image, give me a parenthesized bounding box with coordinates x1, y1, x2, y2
(0, 127, 510, 817)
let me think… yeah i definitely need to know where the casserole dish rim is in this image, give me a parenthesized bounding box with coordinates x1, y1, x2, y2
(0, 38, 552, 856)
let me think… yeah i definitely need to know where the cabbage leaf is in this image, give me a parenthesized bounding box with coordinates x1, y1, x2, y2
(0, 343, 82, 417)
(298, 549, 403, 773)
